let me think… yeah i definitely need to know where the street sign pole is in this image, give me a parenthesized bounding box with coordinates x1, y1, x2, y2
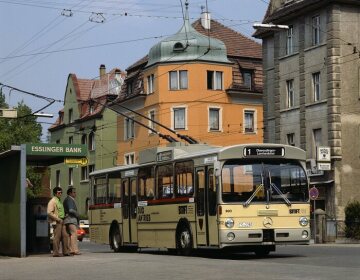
(309, 186, 319, 244)
(313, 199, 316, 243)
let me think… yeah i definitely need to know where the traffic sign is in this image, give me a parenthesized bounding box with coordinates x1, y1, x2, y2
(309, 186, 319, 200)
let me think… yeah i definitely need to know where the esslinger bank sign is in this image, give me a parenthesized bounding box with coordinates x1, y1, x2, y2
(26, 143, 87, 157)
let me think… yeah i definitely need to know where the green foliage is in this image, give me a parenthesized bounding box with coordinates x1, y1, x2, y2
(0, 90, 8, 108)
(26, 167, 43, 198)
(0, 98, 42, 152)
(345, 200, 360, 239)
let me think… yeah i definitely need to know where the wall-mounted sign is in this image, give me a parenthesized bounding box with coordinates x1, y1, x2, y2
(64, 157, 88, 166)
(317, 146, 331, 162)
(318, 162, 331, 171)
(26, 143, 87, 157)
(306, 169, 324, 177)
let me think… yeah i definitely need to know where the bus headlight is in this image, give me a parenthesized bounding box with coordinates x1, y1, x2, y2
(227, 232, 235, 241)
(225, 218, 234, 228)
(299, 217, 309, 227)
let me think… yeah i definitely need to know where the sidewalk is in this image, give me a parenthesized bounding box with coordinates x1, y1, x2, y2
(309, 238, 360, 246)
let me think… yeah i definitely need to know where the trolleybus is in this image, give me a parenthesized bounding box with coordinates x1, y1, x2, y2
(89, 143, 310, 256)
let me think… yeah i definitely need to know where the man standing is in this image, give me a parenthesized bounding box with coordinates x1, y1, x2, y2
(47, 186, 71, 257)
(63, 187, 81, 255)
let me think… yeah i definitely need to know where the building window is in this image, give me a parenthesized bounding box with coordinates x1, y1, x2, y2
(207, 71, 223, 90)
(89, 132, 95, 151)
(68, 108, 73, 123)
(173, 107, 186, 130)
(68, 136, 73, 144)
(88, 164, 95, 175)
(147, 74, 155, 94)
(56, 140, 60, 144)
(127, 81, 133, 95)
(148, 110, 156, 133)
(286, 25, 294, 55)
(312, 15, 320, 46)
(209, 108, 220, 131)
(313, 128, 322, 157)
(312, 72, 320, 102)
(81, 134, 87, 145)
(56, 170, 60, 187)
(286, 79, 295, 108)
(125, 153, 135, 165)
(125, 116, 135, 140)
(242, 71, 253, 90)
(244, 110, 255, 133)
(169, 70, 188, 90)
(287, 133, 295, 146)
(81, 166, 88, 181)
(68, 168, 73, 187)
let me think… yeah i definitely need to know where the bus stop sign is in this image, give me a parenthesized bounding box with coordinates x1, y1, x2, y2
(309, 186, 319, 200)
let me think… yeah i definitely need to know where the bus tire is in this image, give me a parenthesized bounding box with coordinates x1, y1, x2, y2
(176, 225, 193, 256)
(110, 224, 122, 253)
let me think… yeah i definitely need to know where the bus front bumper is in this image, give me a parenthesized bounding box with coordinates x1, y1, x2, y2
(219, 228, 310, 247)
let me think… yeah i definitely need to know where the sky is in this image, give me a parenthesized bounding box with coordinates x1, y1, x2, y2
(0, 0, 268, 141)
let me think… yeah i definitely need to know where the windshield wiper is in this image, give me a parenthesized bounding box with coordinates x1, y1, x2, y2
(243, 184, 264, 207)
(270, 182, 292, 206)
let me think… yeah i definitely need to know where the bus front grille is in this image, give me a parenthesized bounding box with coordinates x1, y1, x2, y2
(263, 229, 274, 242)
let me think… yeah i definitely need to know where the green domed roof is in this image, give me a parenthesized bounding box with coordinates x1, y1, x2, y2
(146, 6, 230, 68)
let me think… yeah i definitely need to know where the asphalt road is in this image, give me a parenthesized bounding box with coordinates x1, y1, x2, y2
(1, 241, 360, 280)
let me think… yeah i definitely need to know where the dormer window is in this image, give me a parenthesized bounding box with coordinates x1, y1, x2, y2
(127, 81, 133, 96)
(173, 42, 185, 52)
(242, 70, 253, 90)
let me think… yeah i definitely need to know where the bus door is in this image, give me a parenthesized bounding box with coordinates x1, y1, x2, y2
(121, 177, 138, 244)
(195, 167, 219, 247)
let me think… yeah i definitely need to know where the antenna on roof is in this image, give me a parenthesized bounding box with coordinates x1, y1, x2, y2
(180, 0, 190, 47)
(205, 0, 211, 50)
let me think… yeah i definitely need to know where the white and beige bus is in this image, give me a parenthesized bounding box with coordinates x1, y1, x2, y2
(89, 143, 310, 256)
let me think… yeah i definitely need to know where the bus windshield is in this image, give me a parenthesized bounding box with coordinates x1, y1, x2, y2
(221, 159, 308, 204)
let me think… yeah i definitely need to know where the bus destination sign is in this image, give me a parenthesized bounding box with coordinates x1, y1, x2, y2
(243, 147, 285, 157)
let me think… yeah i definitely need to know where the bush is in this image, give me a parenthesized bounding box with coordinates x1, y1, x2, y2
(345, 200, 360, 239)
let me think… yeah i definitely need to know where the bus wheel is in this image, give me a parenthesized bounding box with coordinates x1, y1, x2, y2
(176, 226, 193, 256)
(110, 225, 121, 252)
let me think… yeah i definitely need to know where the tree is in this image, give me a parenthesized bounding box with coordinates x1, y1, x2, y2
(345, 200, 360, 239)
(0, 90, 43, 197)
(0, 95, 42, 152)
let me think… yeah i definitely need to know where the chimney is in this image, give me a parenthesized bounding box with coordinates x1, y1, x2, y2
(201, 6, 211, 30)
(99, 64, 106, 78)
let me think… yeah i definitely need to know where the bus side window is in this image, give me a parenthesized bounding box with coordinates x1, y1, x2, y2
(146, 188, 154, 199)
(157, 164, 173, 199)
(175, 161, 194, 197)
(138, 167, 155, 200)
